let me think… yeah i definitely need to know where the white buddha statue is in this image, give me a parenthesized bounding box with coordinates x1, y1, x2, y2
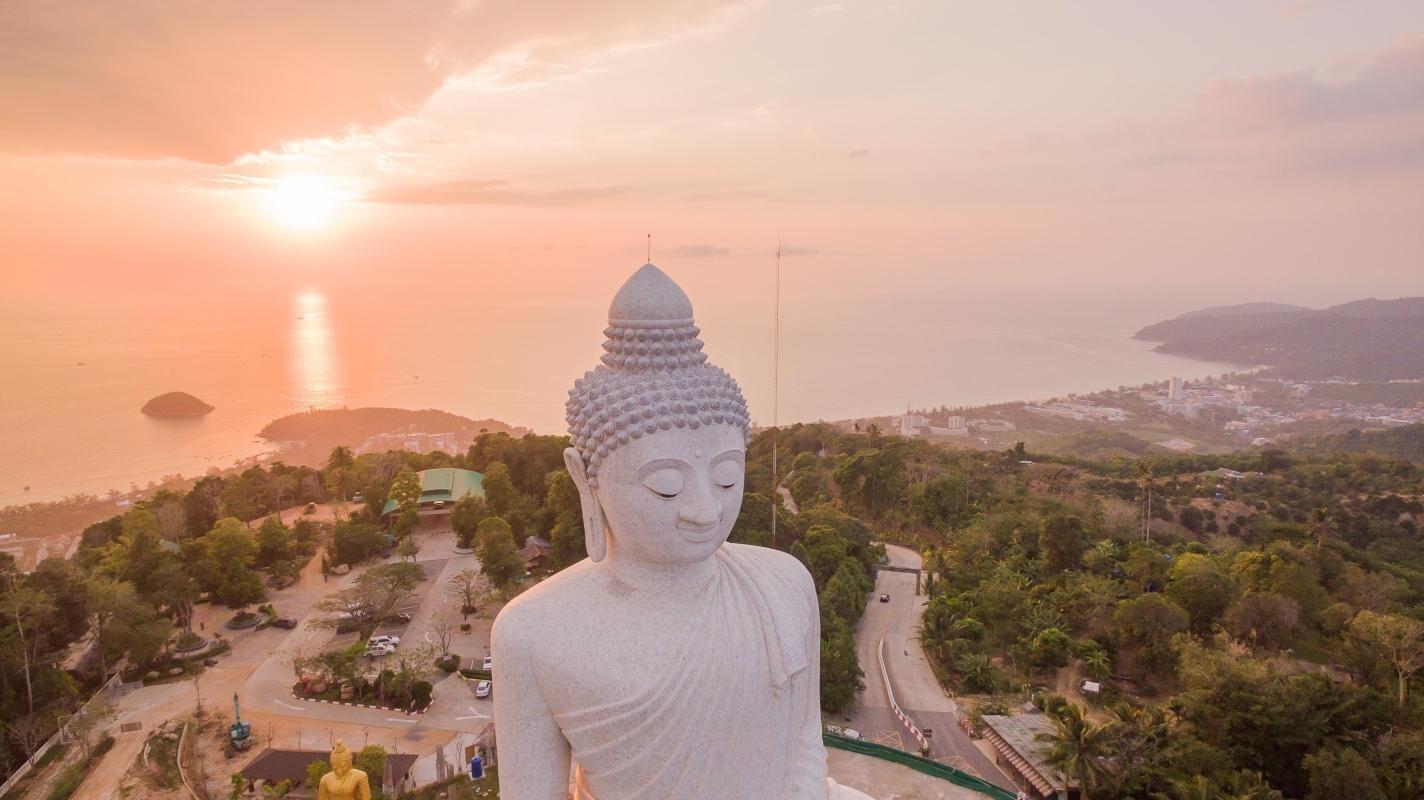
(492, 264, 872, 800)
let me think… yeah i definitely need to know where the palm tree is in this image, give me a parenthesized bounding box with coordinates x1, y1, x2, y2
(1222, 771, 1283, 800)
(1038, 703, 1114, 800)
(1136, 458, 1158, 543)
(1309, 506, 1333, 555)
(953, 653, 996, 694)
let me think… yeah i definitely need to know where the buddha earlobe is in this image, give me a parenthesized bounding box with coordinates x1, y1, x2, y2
(564, 446, 607, 563)
(585, 501, 607, 563)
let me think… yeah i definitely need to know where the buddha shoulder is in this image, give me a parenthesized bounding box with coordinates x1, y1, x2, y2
(491, 559, 601, 650)
(721, 542, 817, 599)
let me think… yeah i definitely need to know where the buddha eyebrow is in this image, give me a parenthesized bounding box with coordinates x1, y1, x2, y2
(636, 459, 689, 480)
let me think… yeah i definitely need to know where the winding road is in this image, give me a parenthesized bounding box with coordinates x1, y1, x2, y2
(840, 544, 1014, 791)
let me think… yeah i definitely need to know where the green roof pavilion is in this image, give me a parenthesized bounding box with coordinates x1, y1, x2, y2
(382, 467, 485, 516)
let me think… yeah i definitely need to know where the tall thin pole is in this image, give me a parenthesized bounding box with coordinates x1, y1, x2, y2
(771, 240, 781, 549)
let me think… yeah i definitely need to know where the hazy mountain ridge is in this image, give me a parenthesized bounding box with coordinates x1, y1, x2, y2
(1294, 422, 1424, 463)
(1135, 297, 1424, 379)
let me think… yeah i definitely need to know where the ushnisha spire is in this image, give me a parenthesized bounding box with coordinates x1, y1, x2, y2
(566, 264, 751, 487)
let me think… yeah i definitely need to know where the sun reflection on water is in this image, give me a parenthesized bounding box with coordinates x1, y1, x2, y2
(290, 290, 341, 408)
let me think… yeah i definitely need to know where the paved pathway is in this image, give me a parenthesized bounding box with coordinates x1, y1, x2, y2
(843, 545, 1014, 791)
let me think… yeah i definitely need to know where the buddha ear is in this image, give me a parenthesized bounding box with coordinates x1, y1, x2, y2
(564, 447, 607, 563)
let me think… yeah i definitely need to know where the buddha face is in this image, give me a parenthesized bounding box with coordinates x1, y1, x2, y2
(331, 747, 352, 777)
(582, 424, 745, 567)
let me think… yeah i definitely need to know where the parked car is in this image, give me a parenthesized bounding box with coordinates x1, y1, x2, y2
(272, 617, 299, 629)
(482, 655, 493, 671)
(879, 593, 890, 603)
(363, 644, 395, 658)
(474, 680, 492, 699)
(351, 493, 364, 502)
(369, 634, 401, 648)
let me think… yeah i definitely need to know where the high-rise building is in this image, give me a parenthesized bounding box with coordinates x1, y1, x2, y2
(1169, 376, 1184, 401)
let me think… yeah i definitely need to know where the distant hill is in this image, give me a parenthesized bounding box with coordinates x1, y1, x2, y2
(1293, 423, 1424, 463)
(1135, 297, 1424, 380)
(141, 391, 214, 417)
(259, 407, 531, 462)
(1175, 302, 1311, 320)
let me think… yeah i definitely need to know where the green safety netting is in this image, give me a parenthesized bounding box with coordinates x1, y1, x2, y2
(823, 733, 1017, 800)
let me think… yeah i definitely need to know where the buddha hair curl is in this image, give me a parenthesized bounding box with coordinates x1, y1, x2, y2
(565, 266, 750, 489)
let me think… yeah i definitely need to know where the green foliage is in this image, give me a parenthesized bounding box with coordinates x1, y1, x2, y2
(331, 520, 387, 566)
(355, 745, 387, 789)
(475, 517, 524, 589)
(481, 462, 517, 517)
(388, 469, 422, 514)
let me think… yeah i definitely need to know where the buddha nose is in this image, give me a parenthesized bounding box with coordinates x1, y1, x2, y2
(678, 480, 720, 528)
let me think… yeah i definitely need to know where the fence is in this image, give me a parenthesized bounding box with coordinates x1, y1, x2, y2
(0, 673, 125, 797)
(824, 733, 1016, 800)
(877, 638, 929, 751)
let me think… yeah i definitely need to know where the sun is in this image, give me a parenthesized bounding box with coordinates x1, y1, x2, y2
(262, 175, 345, 231)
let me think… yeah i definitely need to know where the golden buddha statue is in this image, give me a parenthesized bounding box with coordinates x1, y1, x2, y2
(316, 740, 372, 800)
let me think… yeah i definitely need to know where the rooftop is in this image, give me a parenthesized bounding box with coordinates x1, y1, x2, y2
(382, 467, 484, 516)
(240, 748, 417, 785)
(980, 714, 1071, 796)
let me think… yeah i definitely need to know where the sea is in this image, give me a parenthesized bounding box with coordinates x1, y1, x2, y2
(0, 284, 1235, 508)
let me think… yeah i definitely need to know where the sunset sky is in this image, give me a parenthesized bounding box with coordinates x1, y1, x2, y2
(3, 1, 1422, 308)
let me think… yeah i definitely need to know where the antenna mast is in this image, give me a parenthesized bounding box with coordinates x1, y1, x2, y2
(771, 240, 781, 549)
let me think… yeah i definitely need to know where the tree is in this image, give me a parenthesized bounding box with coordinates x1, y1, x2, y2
(316, 562, 424, 634)
(0, 582, 53, 714)
(450, 495, 490, 550)
(544, 470, 586, 567)
(821, 559, 869, 622)
(482, 462, 517, 517)
(431, 609, 458, 656)
(1223, 592, 1300, 651)
(1304, 748, 1384, 800)
(954, 653, 997, 693)
(200, 518, 267, 608)
(388, 469, 422, 515)
(1040, 513, 1088, 574)
(331, 520, 386, 566)
(396, 535, 419, 562)
(149, 559, 198, 637)
(819, 607, 862, 712)
(1166, 553, 1237, 634)
(476, 517, 524, 589)
(1038, 702, 1114, 800)
(1114, 593, 1189, 675)
(326, 446, 355, 503)
(1136, 458, 1158, 542)
(354, 744, 387, 789)
(305, 760, 330, 791)
(256, 517, 293, 568)
(448, 569, 492, 619)
(1349, 610, 1424, 710)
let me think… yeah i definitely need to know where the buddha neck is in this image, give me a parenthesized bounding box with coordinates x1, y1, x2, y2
(599, 538, 719, 595)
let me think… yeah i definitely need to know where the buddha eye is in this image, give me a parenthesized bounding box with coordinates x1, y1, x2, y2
(712, 461, 741, 490)
(641, 469, 684, 499)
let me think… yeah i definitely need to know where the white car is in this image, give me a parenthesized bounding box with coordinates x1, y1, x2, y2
(482, 655, 493, 671)
(363, 644, 395, 658)
(369, 635, 401, 648)
(474, 680, 492, 698)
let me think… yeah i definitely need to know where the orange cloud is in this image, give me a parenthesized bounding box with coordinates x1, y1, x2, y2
(0, 0, 753, 163)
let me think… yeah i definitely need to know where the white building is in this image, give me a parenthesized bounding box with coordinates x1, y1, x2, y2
(1169, 376, 1184, 401)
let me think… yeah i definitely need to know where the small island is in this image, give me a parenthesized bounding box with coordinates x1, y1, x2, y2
(141, 391, 215, 418)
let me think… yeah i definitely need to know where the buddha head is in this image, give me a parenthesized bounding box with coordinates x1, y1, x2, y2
(564, 264, 751, 567)
(330, 740, 353, 777)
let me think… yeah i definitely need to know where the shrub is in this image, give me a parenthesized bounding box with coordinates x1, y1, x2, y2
(411, 680, 434, 709)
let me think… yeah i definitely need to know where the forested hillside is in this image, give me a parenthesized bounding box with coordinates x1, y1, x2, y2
(1135, 297, 1424, 380)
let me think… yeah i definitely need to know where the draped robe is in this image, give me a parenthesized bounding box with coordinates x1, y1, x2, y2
(494, 543, 873, 800)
